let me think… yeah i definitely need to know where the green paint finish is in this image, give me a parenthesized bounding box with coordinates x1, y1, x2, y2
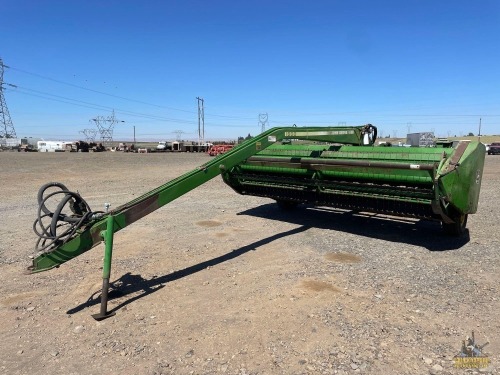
(30, 125, 374, 272)
(438, 141, 485, 215)
(239, 161, 435, 184)
(29, 126, 486, 273)
(102, 215, 115, 279)
(224, 138, 485, 224)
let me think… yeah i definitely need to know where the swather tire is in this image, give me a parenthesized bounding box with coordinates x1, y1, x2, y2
(442, 214, 468, 236)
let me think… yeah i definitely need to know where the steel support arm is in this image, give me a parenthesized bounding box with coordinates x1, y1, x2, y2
(28, 125, 373, 273)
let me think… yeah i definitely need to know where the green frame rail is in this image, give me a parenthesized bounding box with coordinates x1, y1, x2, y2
(28, 124, 375, 319)
(29, 125, 375, 274)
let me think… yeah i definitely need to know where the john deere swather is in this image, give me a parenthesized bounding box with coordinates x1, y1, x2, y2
(29, 125, 485, 319)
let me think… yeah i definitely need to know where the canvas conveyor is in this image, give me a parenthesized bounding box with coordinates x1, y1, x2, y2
(27, 124, 485, 319)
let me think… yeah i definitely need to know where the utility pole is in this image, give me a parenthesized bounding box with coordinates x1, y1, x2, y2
(258, 113, 268, 133)
(91, 110, 124, 146)
(0, 58, 17, 139)
(478, 118, 482, 141)
(197, 97, 204, 144)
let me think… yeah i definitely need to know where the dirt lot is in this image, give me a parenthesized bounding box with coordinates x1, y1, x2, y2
(0, 151, 499, 375)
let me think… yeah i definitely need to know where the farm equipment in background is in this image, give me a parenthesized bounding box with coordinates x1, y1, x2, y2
(18, 143, 37, 152)
(208, 144, 234, 156)
(28, 124, 485, 319)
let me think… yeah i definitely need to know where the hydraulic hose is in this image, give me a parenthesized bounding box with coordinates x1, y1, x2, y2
(33, 182, 102, 253)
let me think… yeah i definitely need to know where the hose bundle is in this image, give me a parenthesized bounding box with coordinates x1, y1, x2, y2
(33, 182, 102, 252)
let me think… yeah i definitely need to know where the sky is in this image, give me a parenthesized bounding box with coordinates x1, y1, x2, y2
(1, 0, 499, 141)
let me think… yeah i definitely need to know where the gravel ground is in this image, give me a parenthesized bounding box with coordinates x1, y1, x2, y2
(0, 151, 498, 375)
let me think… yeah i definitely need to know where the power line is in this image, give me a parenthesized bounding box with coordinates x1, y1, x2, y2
(268, 110, 500, 117)
(11, 87, 258, 129)
(9, 65, 255, 121)
(9, 65, 497, 136)
(204, 112, 255, 120)
(9, 65, 196, 113)
(10, 85, 198, 125)
(9, 82, 260, 126)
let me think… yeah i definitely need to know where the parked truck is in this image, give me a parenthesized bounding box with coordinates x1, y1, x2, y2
(156, 141, 172, 151)
(487, 142, 500, 155)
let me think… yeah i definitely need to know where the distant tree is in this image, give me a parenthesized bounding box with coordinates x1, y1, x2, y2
(467, 132, 474, 136)
(245, 133, 253, 140)
(237, 136, 245, 144)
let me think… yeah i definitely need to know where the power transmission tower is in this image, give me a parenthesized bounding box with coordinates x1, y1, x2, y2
(79, 129, 97, 142)
(90, 110, 123, 145)
(197, 97, 205, 144)
(0, 58, 17, 139)
(173, 130, 185, 141)
(258, 113, 268, 133)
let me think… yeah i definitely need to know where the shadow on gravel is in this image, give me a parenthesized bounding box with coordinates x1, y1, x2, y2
(66, 225, 309, 316)
(237, 203, 470, 252)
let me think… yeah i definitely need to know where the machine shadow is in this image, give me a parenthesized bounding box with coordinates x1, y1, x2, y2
(66, 225, 310, 315)
(67, 203, 469, 316)
(237, 202, 470, 252)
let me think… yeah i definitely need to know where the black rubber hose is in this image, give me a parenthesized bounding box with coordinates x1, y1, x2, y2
(37, 182, 69, 216)
(37, 182, 88, 223)
(50, 193, 76, 238)
(33, 183, 99, 253)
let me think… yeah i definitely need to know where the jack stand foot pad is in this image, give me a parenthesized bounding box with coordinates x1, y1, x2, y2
(92, 311, 116, 321)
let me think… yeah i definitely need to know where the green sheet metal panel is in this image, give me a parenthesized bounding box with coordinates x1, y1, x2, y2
(437, 141, 485, 215)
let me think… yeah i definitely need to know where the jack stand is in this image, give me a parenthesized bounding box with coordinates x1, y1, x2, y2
(92, 215, 116, 321)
